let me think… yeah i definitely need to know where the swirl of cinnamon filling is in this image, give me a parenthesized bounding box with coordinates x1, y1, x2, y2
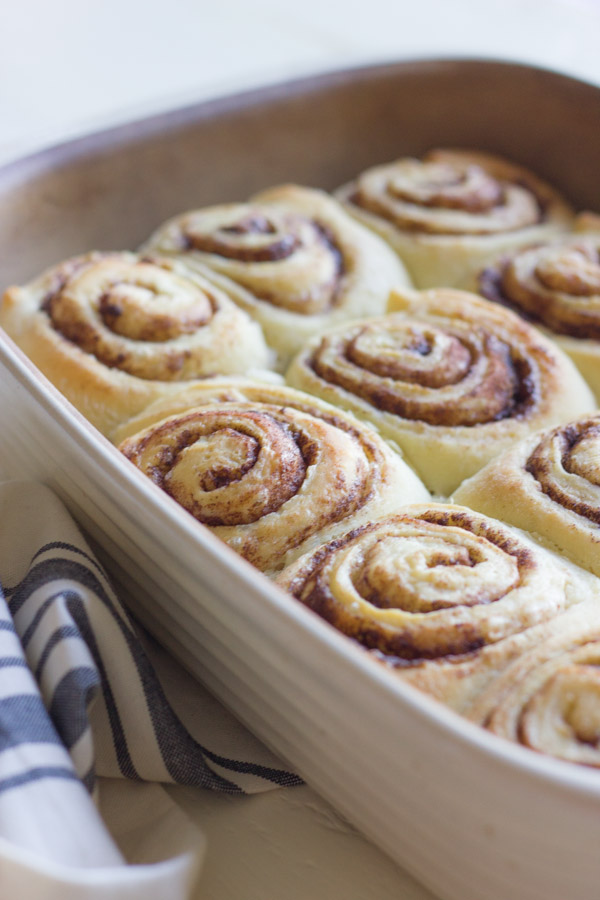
(141, 186, 411, 368)
(159, 203, 344, 316)
(525, 418, 600, 522)
(455, 595, 600, 767)
(452, 412, 600, 581)
(287, 288, 597, 495)
(0, 252, 273, 435)
(306, 315, 533, 427)
(278, 506, 571, 662)
(348, 150, 547, 236)
(39, 252, 247, 380)
(479, 236, 600, 340)
(119, 396, 429, 573)
(489, 643, 600, 766)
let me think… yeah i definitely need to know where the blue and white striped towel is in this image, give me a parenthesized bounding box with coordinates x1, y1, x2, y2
(0, 480, 300, 898)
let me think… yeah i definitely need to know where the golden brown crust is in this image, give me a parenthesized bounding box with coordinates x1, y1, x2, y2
(0, 252, 273, 435)
(141, 185, 411, 367)
(286, 288, 595, 495)
(117, 381, 429, 574)
(336, 149, 573, 288)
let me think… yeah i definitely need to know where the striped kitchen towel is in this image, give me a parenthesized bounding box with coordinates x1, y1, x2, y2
(0, 480, 300, 894)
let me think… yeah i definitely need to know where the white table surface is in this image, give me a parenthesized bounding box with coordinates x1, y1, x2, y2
(2, 1, 600, 897)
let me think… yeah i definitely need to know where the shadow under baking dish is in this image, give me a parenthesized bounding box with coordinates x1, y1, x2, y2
(1, 58, 600, 900)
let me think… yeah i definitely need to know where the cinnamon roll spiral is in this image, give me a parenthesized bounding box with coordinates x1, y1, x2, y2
(117, 382, 429, 574)
(336, 149, 573, 288)
(0, 252, 272, 435)
(278, 504, 600, 766)
(466, 600, 600, 767)
(454, 414, 600, 578)
(141, 185, 411, 367)
(475, 217, 600, 399)
(277, 504, 583, 662)
(286, 288, 595, 494)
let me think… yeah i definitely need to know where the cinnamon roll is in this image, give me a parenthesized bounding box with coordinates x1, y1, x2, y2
(141, 185, 411, 367)
(0, 252, 273, 435)
(465, 599, 600, 766)
(474, 215, 600, 400)
(277, 504, 590, 662)
(286, 288, 595, 495)
(116, 381, 429, 574)
(278, 505, 600, 765)
(336, 149, 573, 288)
(454, 414, 600, 579)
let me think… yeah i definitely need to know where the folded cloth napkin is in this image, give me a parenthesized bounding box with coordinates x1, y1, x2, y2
(0, 480, 300, 898)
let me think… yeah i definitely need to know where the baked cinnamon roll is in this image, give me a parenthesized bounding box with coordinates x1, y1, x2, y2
(474, 215, 600, 399)
(454, 414, 600, 579)
(141, 185, 411, 367)
(0, 252, 272, 435)
(286, 288, 595, 494)
(336, 149, 573, 288)
(116, 381, 429, 574)
(466, 599, 600, 766)
(277, 504, 588, 662)
(278, 505, 600, 765)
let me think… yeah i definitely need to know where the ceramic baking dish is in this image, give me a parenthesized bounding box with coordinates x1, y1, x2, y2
(1, 59, 600, 900)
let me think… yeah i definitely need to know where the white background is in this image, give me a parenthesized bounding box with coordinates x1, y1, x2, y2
(2, 0, 600, 165)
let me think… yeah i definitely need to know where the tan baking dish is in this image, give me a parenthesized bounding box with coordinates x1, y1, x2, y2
(1, 59, 600, 900)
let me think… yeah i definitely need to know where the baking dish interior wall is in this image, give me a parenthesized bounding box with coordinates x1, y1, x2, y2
(1, 60, 600, 286)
